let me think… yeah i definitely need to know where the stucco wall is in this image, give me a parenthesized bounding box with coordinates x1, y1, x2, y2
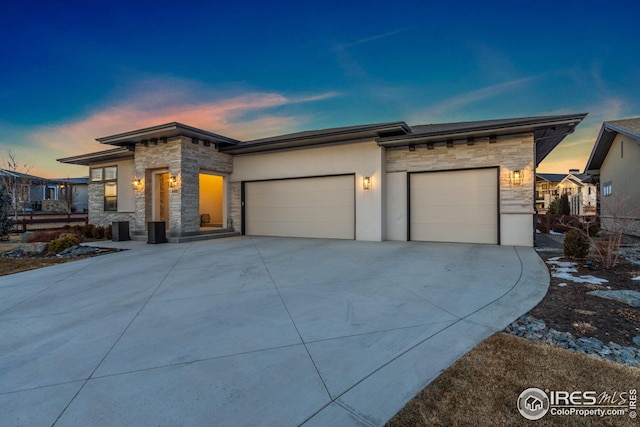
(385, 134, 535, 246)
(600, 134, 640, 236)
(230, 140, 385, 241)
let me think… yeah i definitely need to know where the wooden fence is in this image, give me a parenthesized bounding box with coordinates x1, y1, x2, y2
(11, 212, 89, 233)
(537, 214, 599, 234)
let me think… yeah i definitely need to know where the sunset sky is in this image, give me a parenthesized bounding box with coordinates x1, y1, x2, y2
(1, 0, 638, 178)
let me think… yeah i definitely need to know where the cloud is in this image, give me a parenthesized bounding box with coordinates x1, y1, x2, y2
(12, 79, 339, 177)
(31, 88, 339, 155)
(414, 76, 541, 122)
(332, 28, 408, 78)
(335, 28, 409, 50)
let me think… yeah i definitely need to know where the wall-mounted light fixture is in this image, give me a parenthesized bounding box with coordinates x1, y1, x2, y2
(132, 177, 143, 191)
(363, 176, 371, 190)
(511, 170, 523, 186)
(168, 175, 178, 188)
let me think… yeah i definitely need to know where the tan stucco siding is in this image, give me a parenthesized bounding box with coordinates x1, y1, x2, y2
(230, 140, 384, 241)
(600, 134, 640, 236)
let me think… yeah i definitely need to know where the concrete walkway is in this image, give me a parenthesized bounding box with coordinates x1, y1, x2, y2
(0, 237, 549, 426)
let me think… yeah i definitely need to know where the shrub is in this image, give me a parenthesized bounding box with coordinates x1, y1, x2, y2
(25, 230, 65, 243)
(48, 235, 80, 254)
(81, 224, 95, 239)
(104, 225, 112, 240)
(92, 226, 105, 239)
(559, 193, 571, 215)
(563, 229, 590, 259)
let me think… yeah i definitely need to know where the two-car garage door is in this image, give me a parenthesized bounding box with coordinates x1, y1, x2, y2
(409, 168, 498, 244)
(244, 175, 355, 239)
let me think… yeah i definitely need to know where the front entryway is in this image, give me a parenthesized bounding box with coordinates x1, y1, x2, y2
(152, 172, 170, 227)
(199, 173, 224, 228)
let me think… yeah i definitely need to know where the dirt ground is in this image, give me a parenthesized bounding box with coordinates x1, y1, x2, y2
(0, 234, 117, 276)
(531, 259, 640, 347)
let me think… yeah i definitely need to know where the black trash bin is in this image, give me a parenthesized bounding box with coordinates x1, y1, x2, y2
(147, 221, 168, 244)
(112, 221, 130, 241)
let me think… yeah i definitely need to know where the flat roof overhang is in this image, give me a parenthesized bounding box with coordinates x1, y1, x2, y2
(96, 122, 240, 148)
(377, 114, 587, 166)
(220, 122, 411, 155)
(57, 147, 134, 166)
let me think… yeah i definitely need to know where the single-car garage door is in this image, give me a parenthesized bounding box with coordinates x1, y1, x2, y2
(409, 168, 498, 244)
(244, 175, 355, 239)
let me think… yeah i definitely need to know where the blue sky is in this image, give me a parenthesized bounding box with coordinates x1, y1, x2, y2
(1, 0, 638, 178)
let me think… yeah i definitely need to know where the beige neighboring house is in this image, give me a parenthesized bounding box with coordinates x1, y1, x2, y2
(585, 117, 640, 236)
(58, 114, 586, 246)
(535, 171, 596, 215)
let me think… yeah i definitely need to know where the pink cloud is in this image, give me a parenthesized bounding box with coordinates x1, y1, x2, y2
(30, 89, 338, 157)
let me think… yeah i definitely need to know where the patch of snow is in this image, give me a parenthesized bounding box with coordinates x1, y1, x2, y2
(546, 258, 608, 284)
(587, 290, 640, 307)
(546, 259, 577, 269)
(552, 271, 608, 284)
(550, 230, 564, 236)
(536, 229, 541, 234)
(632, 276, 640, 281)
(558, 283, 568, 287)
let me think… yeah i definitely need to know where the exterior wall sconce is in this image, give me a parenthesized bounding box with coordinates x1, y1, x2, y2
(132, 177, 143, 191)
(168, 175, 178, 188)
(511, 170, 523, 186)
(363, 176, 371, 190)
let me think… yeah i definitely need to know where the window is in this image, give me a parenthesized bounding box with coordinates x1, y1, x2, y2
(603, 182, 612, 197)
(90, 166, 118, 211)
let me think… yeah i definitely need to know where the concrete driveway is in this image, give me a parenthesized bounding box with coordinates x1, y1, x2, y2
(0, 237, 549, 426)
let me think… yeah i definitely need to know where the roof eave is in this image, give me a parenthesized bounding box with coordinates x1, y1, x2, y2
(57, 147, 134, 166)
(96, 122, 241, 147)
(377, 114, 586, 147)
(221, 122, 410, 155)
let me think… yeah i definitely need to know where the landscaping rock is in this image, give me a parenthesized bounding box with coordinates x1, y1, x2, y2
(586, 290, 640, 308)
(56, 245, 102, 258)
(1, 242, 49, 258)
(505, 314, 640, 368)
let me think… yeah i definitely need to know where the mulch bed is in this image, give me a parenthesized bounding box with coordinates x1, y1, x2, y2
(530, 257, 640, 347)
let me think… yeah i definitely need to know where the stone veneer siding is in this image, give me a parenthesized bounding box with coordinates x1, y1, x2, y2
(385, 134, 535, 214)
(230, 181, 242, 233)
(134, 137, 233, 236)
(88, 182, 136, 227)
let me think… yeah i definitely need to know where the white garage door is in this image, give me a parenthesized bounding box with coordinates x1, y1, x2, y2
(410, 168, 498, 244)
(244, 175, 355, 239)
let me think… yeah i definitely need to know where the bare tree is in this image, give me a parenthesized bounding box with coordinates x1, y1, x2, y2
(558, 195, 634, 269)
(0, 150, 33, 222)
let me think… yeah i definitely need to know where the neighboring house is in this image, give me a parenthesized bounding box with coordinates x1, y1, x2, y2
(535, 171, 596, 215)
(0, 169, 88, 213)
(535, 173, 565, 212)
(58, 114, 586, 246)
(585, 117, 640, 236)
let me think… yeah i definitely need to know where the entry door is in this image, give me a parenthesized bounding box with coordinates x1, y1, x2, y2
(153, 172, 170, 226)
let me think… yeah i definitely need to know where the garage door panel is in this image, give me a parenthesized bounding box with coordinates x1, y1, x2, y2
(247, 206, 354, 222)
(249, 190, 354, 207)
(410, 169, 498, 244)
(245, 176, 355, 239)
